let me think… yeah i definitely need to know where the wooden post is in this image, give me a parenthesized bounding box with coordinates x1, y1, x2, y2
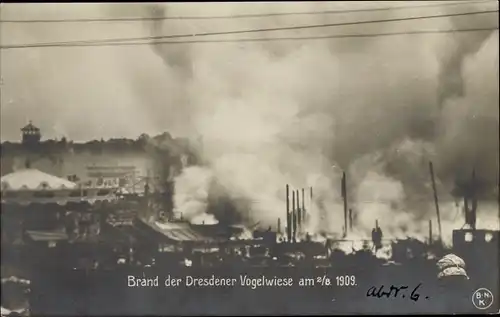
(429, 161, 442, 243)
(291, 190, 296, 243)
(286, 184, 291, 242)
(341, 172, 348, 236)
(470, 168, 477, 230)
(309, 187, 313, 224)
(301, 188, 306, 224)
(297, 190, 302, 232)
(349, 208, 353, 231)
(429, 219, 433, 245)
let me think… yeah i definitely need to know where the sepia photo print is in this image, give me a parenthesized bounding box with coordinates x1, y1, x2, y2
(1, 1, 499, 315)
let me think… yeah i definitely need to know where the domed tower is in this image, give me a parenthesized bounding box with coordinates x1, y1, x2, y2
(21, 121, 41, 145)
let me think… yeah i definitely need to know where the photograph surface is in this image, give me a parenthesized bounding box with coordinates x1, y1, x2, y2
(1, 1, 499, 315)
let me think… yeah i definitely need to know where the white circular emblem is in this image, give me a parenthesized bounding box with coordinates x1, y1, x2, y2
(472, 288, 494, 310)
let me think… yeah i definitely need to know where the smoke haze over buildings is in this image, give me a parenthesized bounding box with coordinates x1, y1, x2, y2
(1, 2, 498, 239)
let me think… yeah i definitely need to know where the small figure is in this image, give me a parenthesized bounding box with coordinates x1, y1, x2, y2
(371, 224, 383, 251)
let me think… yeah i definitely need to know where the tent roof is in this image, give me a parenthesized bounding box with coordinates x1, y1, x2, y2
(147, 220, 254, 242)
(1, 169, 77, 191)
(25, 230, 69, 242)
(151, 221, 213, 242)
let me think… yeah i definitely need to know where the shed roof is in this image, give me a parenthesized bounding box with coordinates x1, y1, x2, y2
(25, 230, 69, 242)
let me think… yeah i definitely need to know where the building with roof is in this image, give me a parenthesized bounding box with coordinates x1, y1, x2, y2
(0, 168, 119, 205)
(21, 121, 41, 145)
(1, 124, 196, 207)
(0, 168, 120, 251)
(1, 168, 77, 192)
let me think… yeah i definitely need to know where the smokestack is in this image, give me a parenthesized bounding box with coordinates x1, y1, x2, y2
(144, 177, 151, 219)
(292, 190, 296, 243)
(301, 188, 305, 224)
(429, 219, 433, 245)
(463, 169, 478, 230)
(429, 161, 443, 243)
(286, 184, 291, 242)
(341, 172, 348, 237)
(309, 187, 313, 223)
(375, 219, 379, 229)
(464, 196, 470, 227)
(297, 190, 302, 232)
(277, 218, 281, 234)
(348, 209, 353, 231)
(295, 190, 299, 241)
(470, 168, 478, 230)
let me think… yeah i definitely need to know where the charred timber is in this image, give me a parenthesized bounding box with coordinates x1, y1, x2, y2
(297, 189, 302, 232)
(341, 172, 348, 236)
(429, 161, 443, 243)
(292, 190, 296, 243)
(286, 184, 291, 243)
(301, 188, 305, 226)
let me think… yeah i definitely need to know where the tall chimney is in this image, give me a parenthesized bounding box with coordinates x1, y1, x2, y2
(429, 219, 433, 245)
(429, 161, 442, 244)
(277, 218, 281, 234)
(375, 219, 379, 229)
(286, 184, 291, 242)
(301, 188, 305, 224)
(293, 190, 300, 242)
(470, 168, 478, 230)
(309, 187, 313, 224)
(292, 190, 296, 243)
(297, 190, 302, 232)
(348, 209, 353, 231)
(341, 172, 348, 237)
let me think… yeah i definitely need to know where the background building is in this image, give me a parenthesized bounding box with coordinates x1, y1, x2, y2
(1, 123, 195, 195)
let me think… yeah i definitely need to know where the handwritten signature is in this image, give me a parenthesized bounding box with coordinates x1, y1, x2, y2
(366, 283, 429, 301)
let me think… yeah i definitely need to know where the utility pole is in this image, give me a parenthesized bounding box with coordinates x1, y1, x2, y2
(286, 184, 291, 243)
(341, 172, 348, 237)
(429, 161, 442, 244)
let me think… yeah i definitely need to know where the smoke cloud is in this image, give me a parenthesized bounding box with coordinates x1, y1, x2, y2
(146, 5, 193, 78)
(437, 8, 497, 105)
(172, 166, 218, 225)
(1, 2, 498, 242)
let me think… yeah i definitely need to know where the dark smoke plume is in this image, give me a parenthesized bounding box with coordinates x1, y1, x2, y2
(146, 4, 194, 80)
(437, 27, 495, 106)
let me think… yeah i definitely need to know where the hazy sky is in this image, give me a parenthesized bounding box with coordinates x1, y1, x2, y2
(0, 1, 497, 142)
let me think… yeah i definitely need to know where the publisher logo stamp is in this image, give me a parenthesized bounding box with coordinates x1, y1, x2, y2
(472, 288, 494, 310)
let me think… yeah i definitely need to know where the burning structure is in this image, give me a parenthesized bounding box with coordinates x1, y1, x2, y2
(283, 184, 311, 243)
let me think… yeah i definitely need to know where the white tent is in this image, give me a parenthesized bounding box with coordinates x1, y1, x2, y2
(1, 168, 117, 205)
(1, 169, 77, 191)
